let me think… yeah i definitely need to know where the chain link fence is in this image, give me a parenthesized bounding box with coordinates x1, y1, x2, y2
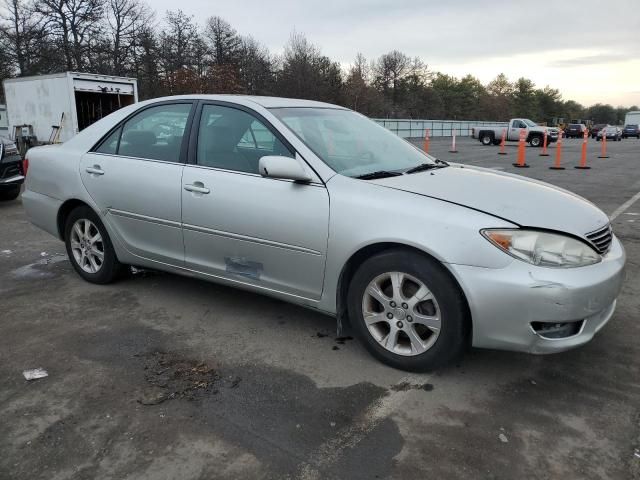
(373, 119, 508, 138)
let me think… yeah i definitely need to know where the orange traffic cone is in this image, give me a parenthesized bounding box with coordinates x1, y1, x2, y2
(598, 132, 609, 159)
(449, 128, 458, 153)
(423, 128, 430, 154)
(539, 128, 550, 157)
(549, 133, 565, 170)
(512, 129, 529, 168)
(498, 129, 507, 155)
(575, 130, 591, 169)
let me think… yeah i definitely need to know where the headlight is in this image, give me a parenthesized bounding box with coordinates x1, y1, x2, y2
(481, 229, 601, 268)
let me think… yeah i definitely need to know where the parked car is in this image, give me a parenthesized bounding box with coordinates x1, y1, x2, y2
(21, 96, 626, 371)
(564, 123, 587, 138)
(590, 124, 607, 139)
(622, 124, 640, 139)
(0, 136, 24, 201)
(471, 119, 558, 147)
(597, 125, 622, 141)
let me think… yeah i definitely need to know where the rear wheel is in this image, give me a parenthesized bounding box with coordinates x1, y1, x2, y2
(347, 249, 468, 371)
(64, 206, 123, 284)
(480, 133, 493, 146)
(0, 185, 20, 201)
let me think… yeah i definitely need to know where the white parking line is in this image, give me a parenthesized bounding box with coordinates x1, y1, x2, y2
(610, 190, 640, 221)
(295, 374, 428, 480)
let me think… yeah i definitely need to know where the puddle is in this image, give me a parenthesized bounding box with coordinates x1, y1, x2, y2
(11, 254, 68, 279)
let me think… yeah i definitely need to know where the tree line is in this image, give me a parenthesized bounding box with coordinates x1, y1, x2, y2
(0, 0, 637, 125)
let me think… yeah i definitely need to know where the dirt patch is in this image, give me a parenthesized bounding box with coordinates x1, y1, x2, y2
(390, 382, 434, 392)
(136, 351, 239, 405)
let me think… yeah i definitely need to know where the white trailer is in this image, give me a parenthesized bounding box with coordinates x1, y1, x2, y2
(624, 111, 640, 126)
(3, 72, 138, 143)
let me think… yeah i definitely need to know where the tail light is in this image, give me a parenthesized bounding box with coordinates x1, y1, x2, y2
(22, 157, 29, 176)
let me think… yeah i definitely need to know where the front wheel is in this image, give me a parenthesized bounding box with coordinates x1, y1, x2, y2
(64, 206, 123, 284)
(347, 249, 468, 371)
(529, 136, 542, 147)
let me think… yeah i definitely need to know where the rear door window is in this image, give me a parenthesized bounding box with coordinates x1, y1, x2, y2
(99, 103, 192, 162)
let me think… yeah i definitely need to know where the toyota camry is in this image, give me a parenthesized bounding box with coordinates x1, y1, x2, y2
(22, 96, 626, 371)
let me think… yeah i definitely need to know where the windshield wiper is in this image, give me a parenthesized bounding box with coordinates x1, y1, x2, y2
(354, 170, 404, 180)
(405, 160, 449, 174)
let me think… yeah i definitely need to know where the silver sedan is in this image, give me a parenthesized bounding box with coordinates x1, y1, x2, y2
(22, 95, 626, 371)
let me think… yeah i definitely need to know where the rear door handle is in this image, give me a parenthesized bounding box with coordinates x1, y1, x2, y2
(86, 165, 104, 176)
(184, 183, 210, 194)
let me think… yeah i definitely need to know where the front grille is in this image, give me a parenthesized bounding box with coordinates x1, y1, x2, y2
(585, 224, 613, 254)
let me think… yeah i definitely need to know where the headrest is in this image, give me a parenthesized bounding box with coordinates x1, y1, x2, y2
(122, 130, 156, 147)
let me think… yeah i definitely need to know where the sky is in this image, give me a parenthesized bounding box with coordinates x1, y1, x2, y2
(149, 0, 640, 107)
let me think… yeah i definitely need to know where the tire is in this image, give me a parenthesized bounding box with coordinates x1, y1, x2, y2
(480, 133, 493, 146)
(347, 249, 468, 371)
(64, 206, 123, 284)
(492, 139, 501, 146)
(0, 185, 21, 201)
(529, 135, 542, 147)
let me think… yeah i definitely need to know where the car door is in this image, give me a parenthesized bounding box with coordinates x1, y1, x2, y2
(80, 101, 194, 265)
(181, 102, 330, 300)
(509, 120, 526, 141)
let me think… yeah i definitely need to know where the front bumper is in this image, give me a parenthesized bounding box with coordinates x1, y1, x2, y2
(0, 174, 25, 187)
(448, 235, 626, 354)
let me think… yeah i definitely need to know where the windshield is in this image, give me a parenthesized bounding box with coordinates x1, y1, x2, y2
(523, 119, 537, 127)
(270, 108, 436, 177)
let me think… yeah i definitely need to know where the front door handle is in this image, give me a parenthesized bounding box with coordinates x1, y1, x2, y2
(86, 165, 104, 175)
(184, 182, 210, 194)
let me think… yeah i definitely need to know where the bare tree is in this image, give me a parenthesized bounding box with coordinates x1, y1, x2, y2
(204, 16, 240, 66)
(237, 35, 273, 95)
(106, 0, 151, 75)
(0, 0, 57, 75)
(158, 10, 201, 93)
(35, 0, 105, 70)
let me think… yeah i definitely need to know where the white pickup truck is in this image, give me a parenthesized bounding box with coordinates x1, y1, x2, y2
(471, 119, 559, 147)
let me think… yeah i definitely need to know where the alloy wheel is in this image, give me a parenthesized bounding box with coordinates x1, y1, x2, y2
(70, 218, 104, 274)
(362, 271, 441, 356)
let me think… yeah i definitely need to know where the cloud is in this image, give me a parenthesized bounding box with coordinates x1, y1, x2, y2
(548, 53, 633, 68)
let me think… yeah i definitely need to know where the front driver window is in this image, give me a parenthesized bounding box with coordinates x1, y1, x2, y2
(197, 105, 293, 173)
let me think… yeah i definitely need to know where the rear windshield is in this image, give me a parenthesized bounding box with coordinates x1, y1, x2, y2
(625, 124, 638, 127)
(569, 124, 582, 128)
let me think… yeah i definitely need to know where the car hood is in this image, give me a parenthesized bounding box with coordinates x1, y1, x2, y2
(369, 165, 609, 237)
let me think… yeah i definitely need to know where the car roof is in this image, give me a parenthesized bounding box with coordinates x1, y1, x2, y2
(139, 94, 347, 110)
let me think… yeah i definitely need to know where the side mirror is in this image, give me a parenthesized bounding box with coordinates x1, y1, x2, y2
(259, 156, 311, 183)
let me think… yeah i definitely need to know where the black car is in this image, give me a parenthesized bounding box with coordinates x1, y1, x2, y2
(564, 123, 586, 138)
(622, 124, 640, 139)
(0, 137, 24, 201)
(590, 123, 607, 139)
